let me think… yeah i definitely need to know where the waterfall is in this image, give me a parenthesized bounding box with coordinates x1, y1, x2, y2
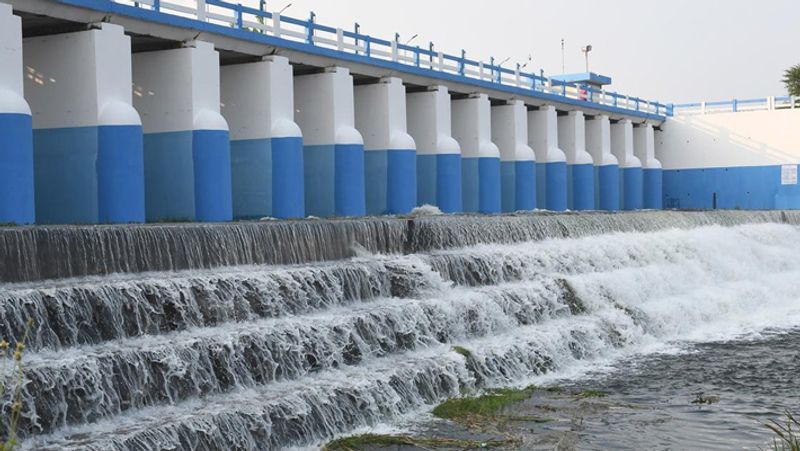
(2, 212, 800, 450)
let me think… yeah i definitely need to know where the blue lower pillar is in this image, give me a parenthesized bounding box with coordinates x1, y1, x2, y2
(303, 143, 366, 217)
(622, 167, 644, 210)
(0, 113, 34, 224)
(417, 153, 462, 213)
(193, 129, 233, 221)
(272, 137, 305, 218)
(597, 164, 620, 211)
(365, 149, 416, 215)
(97, 124, 145, 223)
(540, 161, 568, 211)
(643, 168, 663, 209)
(501, 160, 536, 212)
(569, 163, 595, 211)
(335, 143, 366, 217)
(462, 157, 501, 213)
(143, 131, 195, 221)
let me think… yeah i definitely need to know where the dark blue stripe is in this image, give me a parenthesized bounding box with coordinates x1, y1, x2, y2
(97, 125, 145, 223)
(0, 114, 34, 224)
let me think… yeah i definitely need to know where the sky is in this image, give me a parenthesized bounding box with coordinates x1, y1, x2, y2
(229, 0, 799, 104)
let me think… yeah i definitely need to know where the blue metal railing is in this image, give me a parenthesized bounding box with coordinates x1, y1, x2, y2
(116, 0, 668, 118)
(672, 96, 798, 115)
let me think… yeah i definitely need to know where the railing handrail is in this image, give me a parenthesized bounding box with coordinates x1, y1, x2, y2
(672, 95, 798, 115)
(120, 0, 668, 118)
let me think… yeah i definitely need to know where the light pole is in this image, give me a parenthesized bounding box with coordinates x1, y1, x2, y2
(581, 44, 592, 73)
(561, 38, 565, 74)
(278, 2, 292, 15)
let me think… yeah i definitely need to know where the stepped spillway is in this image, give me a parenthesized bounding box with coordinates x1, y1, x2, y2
(1, 211, 800, 450)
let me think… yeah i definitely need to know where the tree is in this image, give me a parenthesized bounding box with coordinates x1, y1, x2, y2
(783, 64, 800, 97)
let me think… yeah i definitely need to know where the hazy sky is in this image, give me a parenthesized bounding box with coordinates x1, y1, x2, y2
(232, 0, 799, 104)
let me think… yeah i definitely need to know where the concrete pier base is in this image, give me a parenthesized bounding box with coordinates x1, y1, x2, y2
(355, 77, 417, 215)
(0, 4, 34, 224)
(492, 100, 536, 212)
(559, 111, 595, 211)
(612, 119, 643, 210)
(529, 106, 567, 211)
(222, 56, 304, 219)
(586, 115, 619, 211)
(134, 41, 232, 222)
(407, 86, 462, 213)
(453, 93, 501, 214)
(25, 22, 144, 224)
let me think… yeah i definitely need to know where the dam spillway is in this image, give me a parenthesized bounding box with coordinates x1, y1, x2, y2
(2, 210, 800, 449)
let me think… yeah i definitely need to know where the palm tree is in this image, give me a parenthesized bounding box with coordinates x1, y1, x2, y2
(783, 64, 800, 97)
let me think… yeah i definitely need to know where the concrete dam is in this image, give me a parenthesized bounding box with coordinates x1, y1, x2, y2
(1, 1, 800, 450)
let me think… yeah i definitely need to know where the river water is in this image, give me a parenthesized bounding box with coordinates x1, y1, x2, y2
(1, 212, 798, 450)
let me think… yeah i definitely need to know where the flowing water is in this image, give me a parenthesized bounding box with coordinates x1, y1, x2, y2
(0, 211, 798, 450)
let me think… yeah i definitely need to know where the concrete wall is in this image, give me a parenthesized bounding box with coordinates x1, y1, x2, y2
(658, 109, 800, 209)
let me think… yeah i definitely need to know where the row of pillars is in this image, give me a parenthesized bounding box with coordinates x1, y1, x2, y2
(0, 6, 662, 225)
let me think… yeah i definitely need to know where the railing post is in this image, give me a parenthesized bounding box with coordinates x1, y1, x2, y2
(196, 0, 206, 21)
(655, 101, 659, 115)
(490, 56, 495, 83)
(613, 92, 618, 107)
(365, 39, 371, 57)
(701, 101, 706, 114)
(273, 12, 282, 37)
(153, 0, 160, 11)
(458, 49, 465, 76)
(732, 98, 738, 112)
(306, 11, 315, 45)
(428, 42, 434, 67)
(336, 28, 344, 51)
(635, 98, 640, 111)
(235, 4, 243, 29)
(768, 96, 775, 111)
(437, 51, 443, 71)
(515, 63, 520, 87)
(478, 61, 484, 81)
(415, 46, 421, 67)
(391, 32, 399, 62)
(561, 81, 566, 96)
(354, 23, 360, 55)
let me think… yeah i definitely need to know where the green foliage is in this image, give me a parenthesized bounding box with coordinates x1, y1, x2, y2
(767, 411, 800, 451)
(783, 64, 800, 97)
(1, 318, 33, 451)
(432, 386, 538, 421)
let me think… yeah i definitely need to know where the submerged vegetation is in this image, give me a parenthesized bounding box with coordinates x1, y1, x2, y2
(323, 433, 514, 450)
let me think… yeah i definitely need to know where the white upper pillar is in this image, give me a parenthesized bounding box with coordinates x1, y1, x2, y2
(585, 114, 617, 166)
(557, 111, 593, 166)
(451, 93, 500, 160)
(294, 66, 362, 148)
(406, 86, 460, 157)
(528, 105, 566, 165)
(633, 123, 662, 170)
(0, 3, 29, 117)
(610, 119, 641, 169)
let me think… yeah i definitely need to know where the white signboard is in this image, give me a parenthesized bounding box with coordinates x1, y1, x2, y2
(781, 165, 798, 185)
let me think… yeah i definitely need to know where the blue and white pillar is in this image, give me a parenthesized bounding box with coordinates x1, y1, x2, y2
(407, 86, 462, 213)
(611, 119, 643, 210)
(294, 67, 365, 217)
(221, 56, 304, 219)
(586, 115, 619, 211)
(25, 23, 144, 224)
(491, 100, 536, 212)
(133, 41, 232, 222)
(354, 77, 416, 215)
(558, 110, 595, 210)
(528, 105, 567, 211)
(634, 123, 663, 209)
(0, 4, 34, 224)
(452, 93, 501, 213)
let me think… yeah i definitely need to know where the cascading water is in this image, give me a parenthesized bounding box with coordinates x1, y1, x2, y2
(1, 211, 799, 450)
